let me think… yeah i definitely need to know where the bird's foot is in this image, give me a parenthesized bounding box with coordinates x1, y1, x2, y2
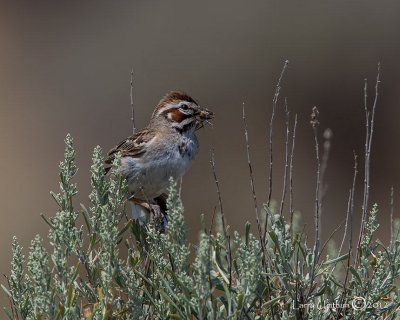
(130, 198, 167, 233)
(148, 204, 167, 233)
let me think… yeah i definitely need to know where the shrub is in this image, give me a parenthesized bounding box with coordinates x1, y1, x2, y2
(2, 134, 400, 319)
(3, 64, 399, 319)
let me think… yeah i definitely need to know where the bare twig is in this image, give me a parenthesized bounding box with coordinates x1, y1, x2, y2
(279, 97, 290, 216)
(308, 106, 321, 299)
(360, 78, 369, 237)
(210, 149, 232, 286)
(78, 251, 95, 287)
(289, 114, 298, 236)
(209, 206, 217, 235)
(339, 190, 352, 257)
(329, 194, 351, 319)
(3, 274, 18, 320)
(357, 63, 381, 263)
(294, 247, 301, 319)
(243, 103, 263, 248)
(311, 106, 321, 253)
(391, 186, 394, 242)
(130, 69, 136, 134)
(226, 233, 232, 288)
(320, 219, 345, 255)
(318, 128, 333, 236)
(243, 102, 275, 319)
(334, 192, 353, 320)
(210, 150, 226, 234)
(337, 152, 358, 319)
(267, 60, 289, 207)
(367, 63, 381, 176)
(349, 152, 358, 260)
(207, 233, 215, 320)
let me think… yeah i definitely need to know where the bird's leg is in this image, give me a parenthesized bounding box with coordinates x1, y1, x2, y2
(129, 197, 167, 233)
(149, 204, 167, 233)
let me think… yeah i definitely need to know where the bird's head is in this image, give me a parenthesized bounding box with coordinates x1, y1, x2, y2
(152, 91, 213, 132)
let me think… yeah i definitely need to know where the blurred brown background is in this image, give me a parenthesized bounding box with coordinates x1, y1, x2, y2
(1, 0, 400, 307)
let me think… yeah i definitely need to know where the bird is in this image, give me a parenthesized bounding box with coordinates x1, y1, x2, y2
(105, 91, 213, 230)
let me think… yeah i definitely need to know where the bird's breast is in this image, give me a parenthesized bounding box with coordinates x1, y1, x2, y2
(121, 133, 199, 199)
(177, 138, 198, 160)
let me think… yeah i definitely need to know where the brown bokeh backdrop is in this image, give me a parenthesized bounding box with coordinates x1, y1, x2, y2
(1, 0, 400, 307)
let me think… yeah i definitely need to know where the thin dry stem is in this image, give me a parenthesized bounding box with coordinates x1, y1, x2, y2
(337, 153, 358, 319)
(242, 102, 275, 319)
(391, 186, 394, 242)
(210, 149, 232, 285)
(279, 97, 290, 216)
(328, 191, 351, 301)
(210, 150, 226, 232)
(130, 69, 136, 134)
(242, 103, 263, 247)
(289, 114, 298, 235)
(367, 62, 381, 165)
(349, 152, 358, 259)
(361, 79, 369, 233)
(339, 190, 352, 257)
(357, 63, 381, 263)
(208, 207, 216, 235)
(318, 128, 333, 236)
(313, 139, 321, 253)
(308, 106, 321, 299)
(267, 60, 289, 207)
(321, 219, 345, 256)
(4, 274, 18, 320)
(311, 106, 321, 254)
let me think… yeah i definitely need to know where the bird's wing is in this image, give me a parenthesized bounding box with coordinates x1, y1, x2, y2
(104, 128, 156, 171)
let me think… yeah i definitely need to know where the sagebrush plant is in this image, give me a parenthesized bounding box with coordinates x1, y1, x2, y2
(3, 64, 400, 319)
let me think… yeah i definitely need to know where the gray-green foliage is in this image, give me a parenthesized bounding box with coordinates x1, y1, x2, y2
(3, 136, 400, 319)
(27, 235, 51, 316)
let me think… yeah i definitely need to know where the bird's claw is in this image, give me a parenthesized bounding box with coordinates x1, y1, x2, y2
(149, 204, 167, 233)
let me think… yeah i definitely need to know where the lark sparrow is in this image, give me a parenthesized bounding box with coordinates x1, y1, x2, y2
(105, 91, 213, 227)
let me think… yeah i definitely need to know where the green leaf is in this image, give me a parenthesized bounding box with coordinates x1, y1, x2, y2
(235, 292, 245, 313)
(245, 222, 251, 247)
(158, 288, 186, 318)
(80, 204, 92, 233)
(67, 282, 75, 308)
(40, 213, 55, 229)
(1, 284, 11, 298)
(70, 262, 80, 283)
(3, 308, 14, 320)
(213, 255, 230, 285)
(349, 266, 362, 285)
(262, 295, 287, 308)
(118, 219, 133, 239)
(268, 230, 280, 248)
(323, 253, 349, 265)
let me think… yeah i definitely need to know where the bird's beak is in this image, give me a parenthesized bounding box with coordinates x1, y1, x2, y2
(197, 107, 214, 120)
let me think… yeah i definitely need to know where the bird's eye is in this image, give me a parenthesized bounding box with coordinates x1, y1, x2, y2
(180, 104, 189, 110)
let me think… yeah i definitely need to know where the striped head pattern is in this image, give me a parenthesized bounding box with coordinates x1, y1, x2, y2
(152, 91, 213, 132)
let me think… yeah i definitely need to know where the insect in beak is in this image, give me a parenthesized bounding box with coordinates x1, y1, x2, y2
(196, 107, 214, 130)
(197, 108, 214, 120)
